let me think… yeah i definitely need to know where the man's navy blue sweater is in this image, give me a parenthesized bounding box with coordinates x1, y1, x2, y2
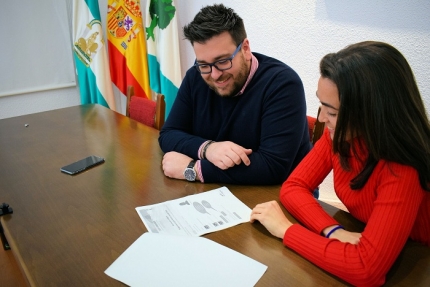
(159, 53, 311, 185)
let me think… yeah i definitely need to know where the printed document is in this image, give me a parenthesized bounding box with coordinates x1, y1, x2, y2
(135, 186, 251, 236)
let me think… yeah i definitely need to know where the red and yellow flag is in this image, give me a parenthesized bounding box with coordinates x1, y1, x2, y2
(107, 0, 150, 99)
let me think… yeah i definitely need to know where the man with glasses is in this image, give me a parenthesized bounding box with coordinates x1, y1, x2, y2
(159, 4, 311, 185)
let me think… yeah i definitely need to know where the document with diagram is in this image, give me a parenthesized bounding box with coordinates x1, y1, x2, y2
(135, 186, 251, 236)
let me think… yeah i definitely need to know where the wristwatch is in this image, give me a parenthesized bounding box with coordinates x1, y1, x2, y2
(184, 160, 197, 181)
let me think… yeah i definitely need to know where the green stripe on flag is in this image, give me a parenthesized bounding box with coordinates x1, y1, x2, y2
(85, 0, 101, 20)
(75, 54, 110, 108)
(148, 54, 179, 118)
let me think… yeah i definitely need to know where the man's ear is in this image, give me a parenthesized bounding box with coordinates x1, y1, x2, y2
(241, 38, 252, 60)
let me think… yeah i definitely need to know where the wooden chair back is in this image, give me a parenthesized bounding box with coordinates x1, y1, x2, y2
(307, 107, 325, 145)
(126, 85, 166, 130)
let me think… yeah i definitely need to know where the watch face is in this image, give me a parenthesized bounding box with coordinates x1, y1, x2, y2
(184, 168, 196, 181)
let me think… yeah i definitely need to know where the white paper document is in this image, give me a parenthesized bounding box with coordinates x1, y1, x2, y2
(105, 232, 268, 287)
(135, 186, 251, 236)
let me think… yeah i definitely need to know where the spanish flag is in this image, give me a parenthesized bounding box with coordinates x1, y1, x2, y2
(107, 0, 151, 99)
(73, 0, 116, 110)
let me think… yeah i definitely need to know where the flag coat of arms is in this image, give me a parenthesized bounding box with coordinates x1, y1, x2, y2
(107, 0, 151, 100)
(73, 0, 116, 111)
(145, 0, 182, 118)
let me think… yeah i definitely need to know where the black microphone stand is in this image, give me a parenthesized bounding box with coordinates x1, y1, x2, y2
(0, 203, 13, 250)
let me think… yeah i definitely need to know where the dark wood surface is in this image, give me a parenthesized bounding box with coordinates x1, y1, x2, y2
(1, 104, 428, 286)
(0, 241, 27, 287)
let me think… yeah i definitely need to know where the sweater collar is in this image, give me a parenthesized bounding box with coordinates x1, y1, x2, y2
(236, 53, 259, 96)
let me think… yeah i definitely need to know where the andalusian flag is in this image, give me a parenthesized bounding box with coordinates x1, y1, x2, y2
(146, 0, 182, 118)
(107, 0, 151, 100)
(73, 0, 116, 110)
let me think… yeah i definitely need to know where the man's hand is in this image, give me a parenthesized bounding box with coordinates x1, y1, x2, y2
(162, 152, 194, 180)
(250, 201, 292, 239)
(205, 141, 252, 170)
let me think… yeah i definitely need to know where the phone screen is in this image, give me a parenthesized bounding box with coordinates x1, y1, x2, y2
(60, 155, 105, 175)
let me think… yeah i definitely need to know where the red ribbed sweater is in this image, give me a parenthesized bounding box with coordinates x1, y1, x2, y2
(281, 129, 430, 286)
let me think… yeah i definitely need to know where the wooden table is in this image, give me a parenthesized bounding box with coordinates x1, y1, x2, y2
(1, 104, 429, 286)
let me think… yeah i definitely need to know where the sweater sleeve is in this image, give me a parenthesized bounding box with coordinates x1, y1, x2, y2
(280, 131, 426, 286)
(281, 129, 339, 233)
(158, 70, 208, 156)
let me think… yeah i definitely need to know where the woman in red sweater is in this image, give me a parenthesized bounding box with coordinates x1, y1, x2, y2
(250, 41, 430, 286)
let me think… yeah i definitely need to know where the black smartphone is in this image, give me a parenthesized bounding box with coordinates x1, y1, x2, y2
(60, 155, 105, 175)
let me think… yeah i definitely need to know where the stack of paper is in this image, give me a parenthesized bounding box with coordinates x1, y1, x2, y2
(105, 187, 267, 286)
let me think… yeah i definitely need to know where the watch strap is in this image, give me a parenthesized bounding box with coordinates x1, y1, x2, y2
(187, 160, 196, 169)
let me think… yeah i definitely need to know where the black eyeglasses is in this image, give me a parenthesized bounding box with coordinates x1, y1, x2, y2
(194, 43, 243, 74)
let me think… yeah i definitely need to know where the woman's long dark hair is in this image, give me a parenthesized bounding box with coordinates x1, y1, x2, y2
(320, 41, 430, 191)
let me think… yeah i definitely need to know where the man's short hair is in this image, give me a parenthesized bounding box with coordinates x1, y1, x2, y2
(183, 4, 247, 46)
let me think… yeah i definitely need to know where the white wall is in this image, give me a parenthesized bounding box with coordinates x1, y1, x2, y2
(0, 0, 80, 119)
(2, 0, 429, 119)
(1, 0, 429, 203)
(173, 0, 430, 115)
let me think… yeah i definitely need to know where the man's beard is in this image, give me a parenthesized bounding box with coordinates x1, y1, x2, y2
(206, 57, 249, 97)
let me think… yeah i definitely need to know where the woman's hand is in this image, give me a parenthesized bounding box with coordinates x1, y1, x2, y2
(250, 201, 293, 239)
(324, 225, 362, 244)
